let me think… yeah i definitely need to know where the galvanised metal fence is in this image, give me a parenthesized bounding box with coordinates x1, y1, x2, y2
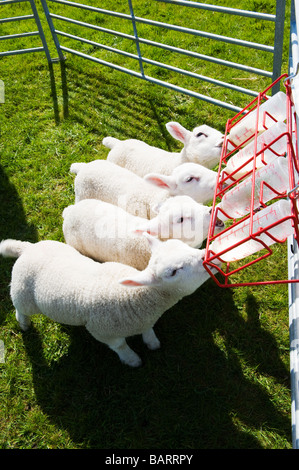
(0, 1, 287, 112)
(0, 0, 52, 62)
(40, 0, 286, 112)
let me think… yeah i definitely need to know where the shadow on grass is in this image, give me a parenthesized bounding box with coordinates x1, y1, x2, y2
(0, 56, 290, 448)
(20, 279, 291, 449)
(48, 60, 69, 124)
(0, 165, 38, 325)
(55, 58, 228, 146)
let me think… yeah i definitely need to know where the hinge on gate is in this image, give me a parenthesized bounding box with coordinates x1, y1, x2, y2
(50, 56, 67, 64)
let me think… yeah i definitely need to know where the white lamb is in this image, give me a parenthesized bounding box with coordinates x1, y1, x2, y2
(144, 162, 218, 204)
(70, 160, 217, 219)
(71, 160, 164, 219)
(0, 235, 218, 367)
(103, 121, 224, 176)
(62, 198, 223, 270)
(130, 195, 224, 245)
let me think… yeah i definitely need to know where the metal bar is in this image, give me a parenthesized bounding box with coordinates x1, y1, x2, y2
(55, 30, 138, 60)
(0, 15, 35, 23)
(288, 236, 299, 449)
(48, 0, 132, 20)
(141, 57, 259, 97)
(49, 0, 276, 22)
(48, 1, 273, 52)
(272, 0, 286, 94)
(0, 0, 29, 4)
(155, 0, 276, 21)
(29, 0, 52, 63)
(288, 0, 299, 450)
(59, 45, 144, 77)
(0, 2, 52, 62)
(60, 45, 242, 112)
(0, 31, 39, 40)
(40, 0, 65, 61)
(51, 15, 273, 78)
(0, 47, 44, 56)
(136, 37, 273, 78)
(127, 0, 144, 77)
(50, 13, 132, 36)
(290, 0, 299, 118)
(55, 30, 259, 97)
(132, 17, 274, 53)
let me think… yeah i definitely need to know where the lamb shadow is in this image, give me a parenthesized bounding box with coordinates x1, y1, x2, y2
(0, 165, 38, 324)
(20, 278, 291, 449)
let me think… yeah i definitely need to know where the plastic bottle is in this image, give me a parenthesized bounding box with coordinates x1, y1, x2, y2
(225, 121, 288, 178)
(228, 91, 287, 147)
(217, 156, 289, 221)
(210, 199, 294, 262)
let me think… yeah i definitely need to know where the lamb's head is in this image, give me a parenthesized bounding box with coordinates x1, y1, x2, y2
(133, 195, 224, 248)
(166, 122, 224, 169)
(144, 162, 217, 204)
(119, 233, 212, 295)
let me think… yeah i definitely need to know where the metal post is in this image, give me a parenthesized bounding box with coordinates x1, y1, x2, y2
(288, 0, 299, 450)
(272, 0, 286, 94)
(29, 0, 52, 62)
(127, 0, 144, 77)
(40, 0, 65, 61)
(288, 237, 299, 449)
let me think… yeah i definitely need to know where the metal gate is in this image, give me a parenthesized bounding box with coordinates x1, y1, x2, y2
(0, 0, 52, 61)
(0, 0, 286, 112)
(42, 0, 286, 112)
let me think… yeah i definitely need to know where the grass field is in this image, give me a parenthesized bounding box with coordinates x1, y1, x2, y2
(0, 0, 295, 449)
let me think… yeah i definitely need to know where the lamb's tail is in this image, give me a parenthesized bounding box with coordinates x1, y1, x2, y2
(102, 136, 120, 149)
(62, 205, 73, 219)
(0, 239, 33, 259)
(70, 162, 87, 175)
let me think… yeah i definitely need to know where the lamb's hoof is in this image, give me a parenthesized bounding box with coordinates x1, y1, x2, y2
(16, 311, 31, 332)
(123, 354, 142, 368)
(146, 339, 161, 350)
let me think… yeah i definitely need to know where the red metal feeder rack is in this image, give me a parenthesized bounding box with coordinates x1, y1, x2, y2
(203, 75, 299, 287)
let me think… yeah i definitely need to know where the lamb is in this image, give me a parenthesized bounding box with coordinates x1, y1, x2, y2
(129, 195, 224, 246)
(144, 162, 218, 204)
(71, 159, 168, 219)
(0, 235, 218, 367)
(103, 121, 224, 176)
(70, 160, 217, 219)
(62, 197, 223, 270)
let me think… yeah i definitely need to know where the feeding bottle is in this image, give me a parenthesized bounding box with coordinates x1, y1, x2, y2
(228, 91, 287, 147)
(225, 121, 288, 179)
(217, 156, 289, 221)
(210, 199, 294, 262)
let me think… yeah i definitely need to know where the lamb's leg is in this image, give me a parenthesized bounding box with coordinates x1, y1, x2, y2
(16, 309, 31, 331)
(142, 327, 160, 350)
(88, 331, 142, 367)
(107, 338, 142, 367)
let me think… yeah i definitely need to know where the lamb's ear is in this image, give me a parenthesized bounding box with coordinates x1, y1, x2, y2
(119, 269, 157, 287)
(144, 173, 176, 190)
(150, 201, 163, 215)
(166, 122, 189, 144)
(142, 232, 162, 251)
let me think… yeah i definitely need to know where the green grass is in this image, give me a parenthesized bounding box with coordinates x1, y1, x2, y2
(0, 0, 294, 449)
